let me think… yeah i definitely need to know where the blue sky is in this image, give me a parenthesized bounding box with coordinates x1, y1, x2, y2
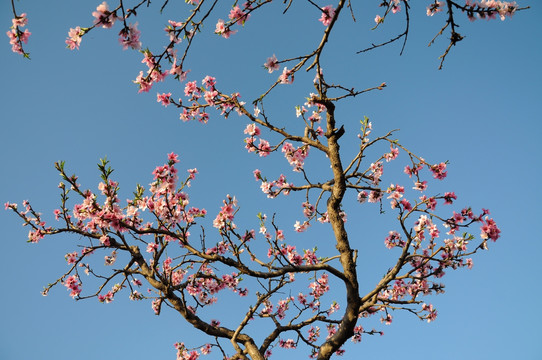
(1, 1, 541, 359)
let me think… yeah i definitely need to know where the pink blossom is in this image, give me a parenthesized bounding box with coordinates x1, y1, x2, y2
(92, 2, 117, 28)
(64, 275, 82, 298)
(400, 198, 412, 211)
(278, 338, 296, 349)
(357, 191, 368, 203)
(228, 6, 250, 25)
(215, 19, 236, 38)
(244, 123, 261, 136)
(352, 325, 363, 343)
(375, 15, 383, 24)
(12, 13, 28, 27)
(282, 142, 309, 171)
(385, 146, 399, 162)
(427, 1, 444, 16)
(202, 75, 216, 89)
(422, 303, 438, 323)
(385, 230, 405, 249)
(480, 217, 500, 241)
(65, 251, 78, 264)
(443, 192, 457, 204)
(104, 250, 117, 265)
(307, 326, 320, 343)
(278, 67, 294, 84)
(264, 54, 279, 73)
(430, 162, 447, 180)
(381, 313, 393, 325)
(134, 71, 153, 93)
(200, 344, 211, 355)
(157, 92, 172, 106)
(319, 5, 336, 27)
(368, 190, 383, 203)
(184, 80, 200, 99)
(253, 169, 262, 181)
(146, 242, 158, 253)
(7, 28, 31, 54)
(99, 235, 110, 246)
(187, 168, 198, 180)
(213, 195, 237, 230)
(66, 27, 83, 50)
(204, 90, 218, 105)
(118, 23, 142, 50)
(168, 152, 180, 164)
(413, 181, 428, 191)
(170, 60, 190, 81)
(257, 139, 271, 156)
(294, 220, 310, 232)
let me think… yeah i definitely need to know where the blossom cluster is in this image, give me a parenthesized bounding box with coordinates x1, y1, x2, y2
(177, 76, 242, 123)
(464, 0, 518, 20)
(318, 5, 336, 26)
(134, 50, 168, 93)
(214, 4, 252, 39)
(6, 13, 30, 55)
(253, 170, 293, 199)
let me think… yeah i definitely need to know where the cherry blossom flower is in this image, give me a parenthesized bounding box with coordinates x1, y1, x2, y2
(244, 123, 261, 136)
(12, 13, 28, 27)
(92, 2, 117, 29)
(63, 275, 82, 298)
(480, 217, 501, 241)
(279, 67, 294, 84)
(229, 6, 250, 25)
(118, 23, 142, 50)
(214, 19, 236, 38)
(264, 54, 279, 73)
(66, 27, 83, 50)
(427, 1, 444, 16)
(430, 162, 448, 180)
(319, 5, 336, 26)
(156, 93, 171, 107)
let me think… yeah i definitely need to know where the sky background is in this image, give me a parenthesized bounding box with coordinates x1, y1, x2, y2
(1, 1, 541, 359)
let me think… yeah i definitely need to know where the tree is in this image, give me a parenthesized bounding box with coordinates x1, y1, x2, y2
(3, 1, 536, 360)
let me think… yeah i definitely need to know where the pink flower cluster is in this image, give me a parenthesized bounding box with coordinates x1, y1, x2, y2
(183, 264, 248, 306)
(58, 153, 204, 242)
(427, 1, 444, 16)
(374, 0, 401, 24)
(134, 50, 168, 93)
(282, 142, 310, 172)
(384, 231, 406, 249)
(214, 5, 250, 38)
(178, 76, 241, 123)
(278, 338, 296, 349)
(175, 342, 201, 360)
(92, 2, 117, 28)
(244, 124, 273, 157)
(465, 0, 518, 20)
(63, 275, 82, 298)
(118, 23, 142, 50)
(213, 195, 237, 231)
(318, 5, 336, 26)
(264, 54, 279, 73)
(253, 170, 293, 199)
(164, 20, 184, 44)
(7, 13, 30, 55)
(66, 27, 83, 50)
(278, 67, 294, 84)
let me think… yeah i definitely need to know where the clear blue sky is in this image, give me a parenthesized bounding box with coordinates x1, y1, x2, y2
(1, 1, 541, 359)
